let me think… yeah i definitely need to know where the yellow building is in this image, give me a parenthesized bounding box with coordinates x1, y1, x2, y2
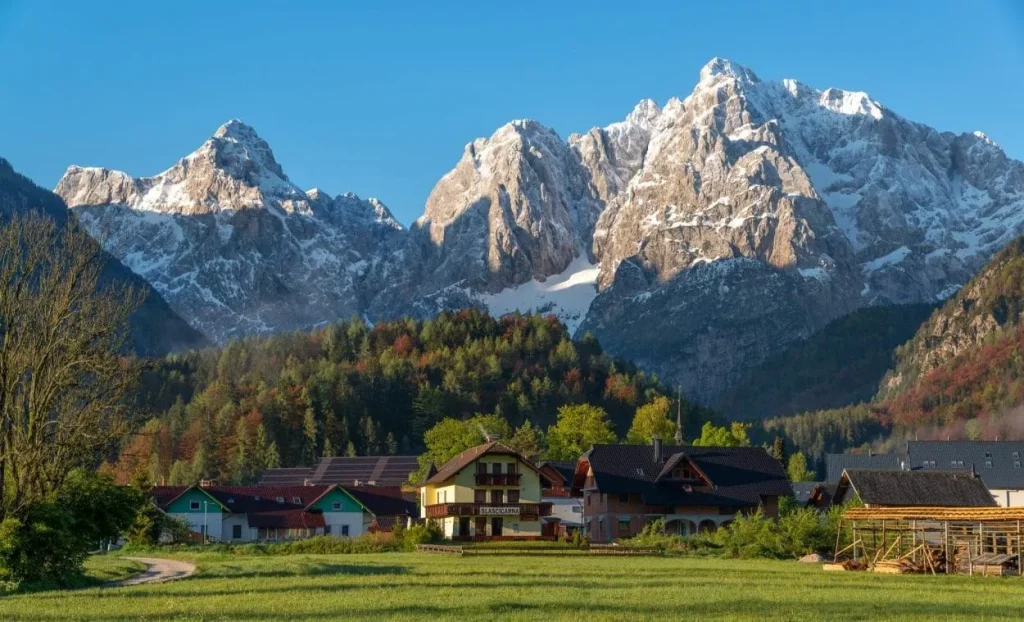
(419, 440, 552, 540)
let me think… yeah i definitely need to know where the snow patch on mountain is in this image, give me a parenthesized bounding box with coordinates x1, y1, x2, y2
(477, 253, 599, 333)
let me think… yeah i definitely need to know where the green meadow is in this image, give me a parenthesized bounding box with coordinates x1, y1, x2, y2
(4, 553, 1024, 621)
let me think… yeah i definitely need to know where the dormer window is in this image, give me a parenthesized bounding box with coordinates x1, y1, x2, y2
(292, 496, 302, 504)
(276, 496, 285, 504)
(227, 498, 234, 504)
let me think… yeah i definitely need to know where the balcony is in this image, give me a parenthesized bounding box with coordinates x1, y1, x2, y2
(475, 472, 522, 486)
(424, 502, 552, 519)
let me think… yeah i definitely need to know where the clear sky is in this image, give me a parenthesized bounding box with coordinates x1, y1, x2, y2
(1, 0, 1022, 226)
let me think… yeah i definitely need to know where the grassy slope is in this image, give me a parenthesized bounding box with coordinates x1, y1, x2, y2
(4, 553, 1024, 620)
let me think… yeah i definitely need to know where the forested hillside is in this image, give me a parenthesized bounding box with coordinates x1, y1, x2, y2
(111, 310, 713, 485)
(714, 304, 936, 419)
(763, 235, 1024, 461)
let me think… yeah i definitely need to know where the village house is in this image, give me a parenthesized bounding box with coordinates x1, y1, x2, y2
(826, 442, 1024, 507)
(572, 439, 791, 542)
(419, 440, 553, 540)
(150, 483, 415, 542)
(832, 469, 998, 508)
(537, 460, 584, 538)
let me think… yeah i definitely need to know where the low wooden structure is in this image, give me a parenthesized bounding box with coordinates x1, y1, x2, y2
(836, 506, 1024, 576)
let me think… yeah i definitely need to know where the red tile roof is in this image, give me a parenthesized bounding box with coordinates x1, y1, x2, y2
(247, 510, 327, 529)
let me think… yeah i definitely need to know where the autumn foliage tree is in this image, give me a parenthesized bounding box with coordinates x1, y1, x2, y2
(0, 215, 141, 522)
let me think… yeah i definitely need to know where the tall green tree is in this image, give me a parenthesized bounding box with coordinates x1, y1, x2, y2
(508, 420, 544, 461)
(692, 421, 751, 447)
(787, 452, 813, 482)
(545, 404, 617, 460)
(625, 396, 677, 444)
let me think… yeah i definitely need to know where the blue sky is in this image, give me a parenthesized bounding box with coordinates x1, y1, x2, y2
(1, 1, 1022, 226)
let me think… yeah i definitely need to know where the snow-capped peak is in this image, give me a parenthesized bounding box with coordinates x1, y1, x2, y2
(625, 98, 661, 128)
(699, 57, 760, 85)
(818, 88, 884, 120)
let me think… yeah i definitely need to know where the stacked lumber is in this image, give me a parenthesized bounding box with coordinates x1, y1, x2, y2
(823, 560, 866, 572)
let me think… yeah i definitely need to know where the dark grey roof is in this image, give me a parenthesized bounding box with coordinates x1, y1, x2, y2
(581, 444, 791, 508)
(825, 453, 904, 482)
(258, 456, 419, 488)
(537, 460, 576, 484)
(791, 482, 821, 505)
(908, 441, 1024, 489)
(839, 469, 997, 507)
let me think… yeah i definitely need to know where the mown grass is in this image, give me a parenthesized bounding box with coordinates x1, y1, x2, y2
(3, 553, 1024, 620)
(5, 555, 143, 594)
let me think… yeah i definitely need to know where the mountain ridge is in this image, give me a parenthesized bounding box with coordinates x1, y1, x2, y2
(54, 58, 1024, 399)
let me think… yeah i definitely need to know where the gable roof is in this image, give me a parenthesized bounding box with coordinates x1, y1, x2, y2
(908, 441, 1024, 489)
(838, 469, 997, 507)
(153, 485, 232, 512)
(537, 461, 575, 486)
(578, 444, 791, 507)
(344, 486, 416, 517)
(258, 455, 419, 488)
(825, 453, 903, 482)
(424, 441, 539, 485)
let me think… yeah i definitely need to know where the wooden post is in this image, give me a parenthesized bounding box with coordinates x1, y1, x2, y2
(833, 518, 843, 561)
(853, 522, 858, 562)
(943, 520, 949, 574)
(881, 520, 887, 559)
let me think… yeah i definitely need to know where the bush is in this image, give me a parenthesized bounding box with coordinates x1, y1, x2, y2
(0, 470, 146, 585)
(619, 519, 721, 556)
(399, 521, 443, 551)
(713, 505, 841, 559)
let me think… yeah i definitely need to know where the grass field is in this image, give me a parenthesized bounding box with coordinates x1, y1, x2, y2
(4, 553, 1024, 620)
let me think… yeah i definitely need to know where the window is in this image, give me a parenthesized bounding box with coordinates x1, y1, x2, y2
(292, 497, 302, 504)
(985, 452, 993, 459)
(227, 498, 235, 504)
(572, 506, 582, 513)
(275, 496, 285, 504)
(332, 502, 342, 511)
(490, 489, 504, 504)
(618, 518, 631, 533)
(618, 493, 629, 504)
(950, 460, 958, 467)
(507, 462, 517, 474)
(492, 462, 503, 475)
(1014, 452, 1020, 460)
(508, 490, 520, 503)
(190, 501, 201, 511)
(475, 489, 487, 503)
(341, 525, 350, 537)
(324, 525, 331, 535)
(586, 494, 591, 506)
(986, 460, 993, 468)
(476, 462, 487, 474)
(232, 525, 242, 539)
(635, 468, 645, 476)
(1016, 461, 1022, 469)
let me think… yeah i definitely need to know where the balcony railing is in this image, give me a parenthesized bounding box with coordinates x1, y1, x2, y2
(424, 502, 552, 519)
(475, 472, 522, 486)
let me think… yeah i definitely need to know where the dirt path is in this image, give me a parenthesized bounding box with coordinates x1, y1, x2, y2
(106, 557, 196, 587)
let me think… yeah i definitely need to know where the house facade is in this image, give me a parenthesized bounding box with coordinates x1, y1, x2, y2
(419, 441, 552, 540)
(538, 460, 584, 537)
(908, 441, 1024, 507)
(572, 440, 791, 543)
(151, 483, 411, 542)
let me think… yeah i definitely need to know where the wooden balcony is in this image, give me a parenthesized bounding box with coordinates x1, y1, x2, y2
(475, 472, 522, 486)
(424, 502, 552, 519)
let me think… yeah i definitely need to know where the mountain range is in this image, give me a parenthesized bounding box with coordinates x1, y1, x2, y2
(49, 58, 1024, 401)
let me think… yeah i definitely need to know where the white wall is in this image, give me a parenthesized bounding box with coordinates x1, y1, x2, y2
(169, 512, 223, 542)
(990, 489, 1024, 507)
(545, 497, 584, 527)
(221, 514, 255, 542)
(323, 511, 364, 538)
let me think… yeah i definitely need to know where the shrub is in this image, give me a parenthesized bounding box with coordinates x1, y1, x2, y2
(400, 521, 443, 551)
(0, 470, 146, 585)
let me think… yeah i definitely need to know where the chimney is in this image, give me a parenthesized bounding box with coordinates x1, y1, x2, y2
(652, 436, 663, 464)
(199, 479, 214, 488)
(868, 448, 873, 457)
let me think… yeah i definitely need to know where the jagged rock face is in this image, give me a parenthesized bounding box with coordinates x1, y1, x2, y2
(414, 120, 602, 289)
(57, 60, 1024, 401)
(0, 157, 206, 355)
(56, 121, 403, 343)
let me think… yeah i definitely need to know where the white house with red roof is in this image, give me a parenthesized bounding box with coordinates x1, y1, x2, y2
(150, 483, 412, 542)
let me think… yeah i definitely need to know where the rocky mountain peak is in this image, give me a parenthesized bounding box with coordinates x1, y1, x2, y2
(699, 57, 760, 85)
